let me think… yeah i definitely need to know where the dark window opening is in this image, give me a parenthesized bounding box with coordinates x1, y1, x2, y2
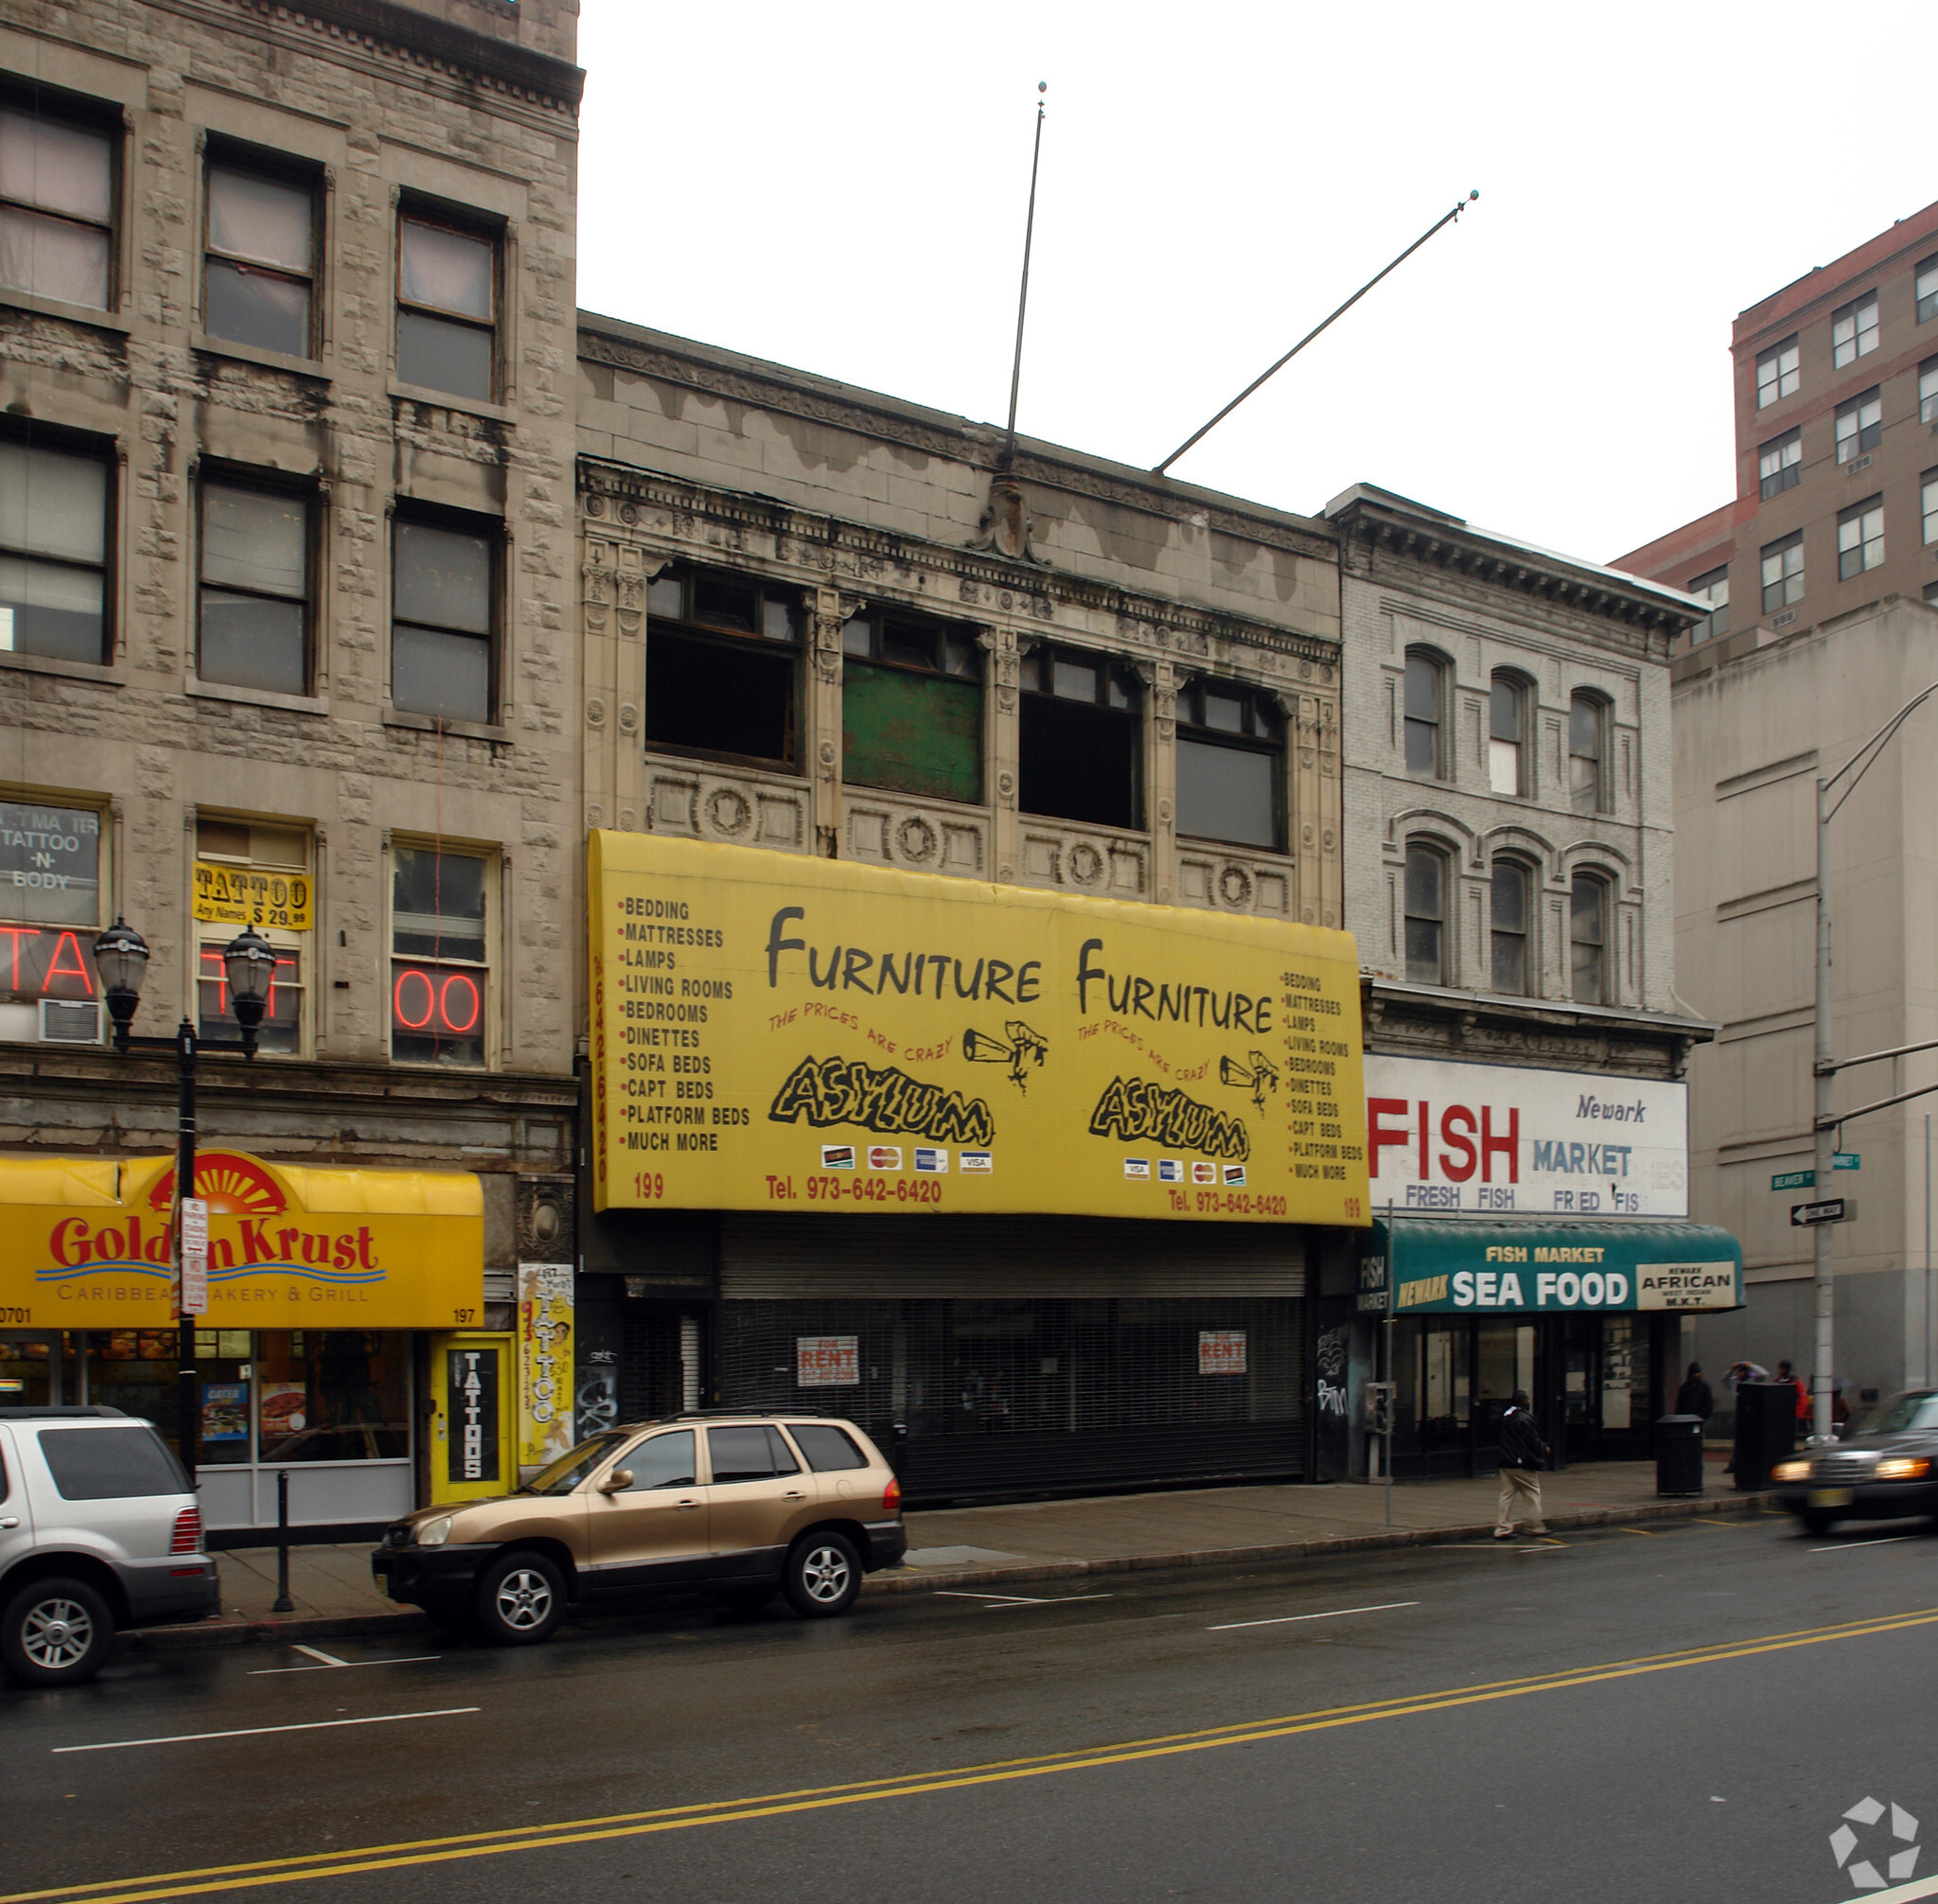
(1175, 679, 1284, 851)
(1019, 645, 1142, 830)
(842, 608, 983, 802)
(645, 567, 802, 771)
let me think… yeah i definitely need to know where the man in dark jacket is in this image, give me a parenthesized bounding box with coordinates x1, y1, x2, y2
(1675, 1362, 1714, 1423)
(1495, 1390, 1549, 1540)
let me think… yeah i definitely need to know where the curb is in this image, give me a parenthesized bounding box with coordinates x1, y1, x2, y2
(863, 1491, 1774, 1595)
(120, 1490, 1773, 1654)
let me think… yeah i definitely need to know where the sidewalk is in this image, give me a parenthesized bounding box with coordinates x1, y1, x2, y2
(128, 1454, 1762, 1653)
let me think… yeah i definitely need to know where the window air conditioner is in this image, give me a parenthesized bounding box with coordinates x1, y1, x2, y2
(39, 998, 102, 1045)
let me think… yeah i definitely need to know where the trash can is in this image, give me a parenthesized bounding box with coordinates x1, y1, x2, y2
(1732, 1382, 1798, 1491)
(1655, 1414, 1704, 1497)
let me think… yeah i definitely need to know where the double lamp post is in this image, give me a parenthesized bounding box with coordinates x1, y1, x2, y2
(89, 916, 275, 1486)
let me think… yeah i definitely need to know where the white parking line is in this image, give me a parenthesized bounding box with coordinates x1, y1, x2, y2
(53, 1707, 480, 1754)
(1810, 1535, 1913, 1553)
(293, 1645, 349, 1667)
(932, 1591, 1116, 1609)
(248, 1655, 442, 1676)
(1208, 1599, 1419, 1632)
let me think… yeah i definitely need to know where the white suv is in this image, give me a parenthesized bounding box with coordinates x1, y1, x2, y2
(0, 1407, 220, 1686)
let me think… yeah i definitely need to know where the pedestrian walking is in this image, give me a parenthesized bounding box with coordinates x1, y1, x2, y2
(1675, 1362, 1714, 1424)
(1777, 1359, 1810, 1423)
(1494, 1390, 1548, 1540)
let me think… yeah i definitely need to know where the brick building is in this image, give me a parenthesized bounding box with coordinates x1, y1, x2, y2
(1616, 198, 1938, 667)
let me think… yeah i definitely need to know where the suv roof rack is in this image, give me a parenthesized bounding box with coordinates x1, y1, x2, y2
(651, 1408, 825, 1423)
(0, 1405, 128, 1419)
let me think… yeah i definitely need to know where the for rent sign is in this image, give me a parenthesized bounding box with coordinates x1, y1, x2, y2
(1364, 1056, 1688, 1218)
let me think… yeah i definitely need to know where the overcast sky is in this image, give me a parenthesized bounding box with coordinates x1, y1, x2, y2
(576, 0, 1937, 572)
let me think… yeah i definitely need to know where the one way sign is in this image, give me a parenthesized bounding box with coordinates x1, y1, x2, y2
(1790, 1198, 1850, 1226)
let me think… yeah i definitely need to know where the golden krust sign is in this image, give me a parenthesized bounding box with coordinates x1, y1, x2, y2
(588, 834, 1370, 1225)
(0, 1151, 483, 1329)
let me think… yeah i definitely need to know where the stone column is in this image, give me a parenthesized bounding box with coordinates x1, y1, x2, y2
(1146, 659, 1177, 904)
(987, 626, 1023, 882)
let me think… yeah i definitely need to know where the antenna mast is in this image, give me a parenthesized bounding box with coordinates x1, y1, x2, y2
(1002, 82, 1048, 464)
(1154, 190, 1479, 476)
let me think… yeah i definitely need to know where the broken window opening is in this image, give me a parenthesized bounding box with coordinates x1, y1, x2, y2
(1018, 645, 1142, 831)
(645, 566, 802, 771)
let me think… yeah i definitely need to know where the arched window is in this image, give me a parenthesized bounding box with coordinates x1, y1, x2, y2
(1490, 858, 1530, 996)
(1489, 672, 1528, 797)
(1570, 873, 1609, 1004)
(1569, 693, 1608, 815)
(1404, 841, 1449, 985)
(1403, 650, 1445, 779)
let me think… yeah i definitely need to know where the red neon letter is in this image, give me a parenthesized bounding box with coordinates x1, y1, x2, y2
(439, 972, 481, 1033)
(394, 967, 434, 1030)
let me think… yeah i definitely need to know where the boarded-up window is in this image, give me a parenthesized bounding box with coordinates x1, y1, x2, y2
(841, 610, 982, 802)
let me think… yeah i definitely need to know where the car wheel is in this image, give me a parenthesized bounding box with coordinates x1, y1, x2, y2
(473, 1552, 566, 1646)
(784, 1531, 861, 1618)
(2, 1577, 115, 1687)
(1801, 1509, 1838, 1537)
(715, 1583, 778, 1615)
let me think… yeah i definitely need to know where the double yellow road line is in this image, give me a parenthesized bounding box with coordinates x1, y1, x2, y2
(12, 1603, 1936, 1904)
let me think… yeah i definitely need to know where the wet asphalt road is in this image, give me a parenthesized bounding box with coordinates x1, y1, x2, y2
(5, 1507, 1938, 1904)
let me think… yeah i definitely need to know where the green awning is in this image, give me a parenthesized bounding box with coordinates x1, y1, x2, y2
(1355, 1218, 1742, 1317)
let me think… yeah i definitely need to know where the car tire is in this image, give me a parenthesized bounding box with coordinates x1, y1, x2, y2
(473, 1552, 566, 1646)
(784, 1531, 861, 1619)
(1, 1576, 115, 1688)
(1801, 1509, 1838, 1537)
(715, 1583, 778, 1615)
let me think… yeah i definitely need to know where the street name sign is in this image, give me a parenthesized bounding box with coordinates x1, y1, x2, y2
(1772, 1170, 1814, 1191)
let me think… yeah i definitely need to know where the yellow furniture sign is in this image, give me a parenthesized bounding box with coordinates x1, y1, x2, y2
(0, 1150, 483, 1329)
(588, 833, 1369, 1225)
(192, 860, 314, 931)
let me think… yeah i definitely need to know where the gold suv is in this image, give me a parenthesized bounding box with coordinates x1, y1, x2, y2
(371, 1413, 906, 1645)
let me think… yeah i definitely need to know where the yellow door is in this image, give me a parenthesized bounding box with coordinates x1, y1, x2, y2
(427, 1332, 515, 1505)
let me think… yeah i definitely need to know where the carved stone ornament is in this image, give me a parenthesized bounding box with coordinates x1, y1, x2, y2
(970, 470, 1045, 566)
(587, 697, 606, 728)
(617, 703, 639, 734)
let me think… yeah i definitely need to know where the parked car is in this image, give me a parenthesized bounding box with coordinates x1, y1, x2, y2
(373, 1412, 907, 1645)
(1772, 1388, 1938, 1534)
(0, 1406, 220, 1687)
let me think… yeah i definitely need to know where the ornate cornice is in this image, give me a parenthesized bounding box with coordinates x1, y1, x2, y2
(580, 457, 1343, 677)
(576, 324, 1338, 568)
(176, 0, 585, 114)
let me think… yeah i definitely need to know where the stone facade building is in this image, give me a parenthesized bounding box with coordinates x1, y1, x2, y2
(0, 0, 584, 1531)
(573, 315, 1358, 1498)
(1324, 485, 1727, 1478)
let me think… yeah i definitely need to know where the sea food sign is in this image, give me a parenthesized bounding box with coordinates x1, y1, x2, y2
(1385, 1227, 1741, 1315)
(588, 833, 1369, 1225)
(1364, 1055, 1689, 1218)
(5, 1151, 484, 1328)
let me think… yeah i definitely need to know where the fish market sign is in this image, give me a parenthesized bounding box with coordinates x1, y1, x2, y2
(1365, 1056, 1688, 1218)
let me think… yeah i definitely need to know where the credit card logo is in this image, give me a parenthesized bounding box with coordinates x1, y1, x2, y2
(959, 1151, 995, 1173)
(914, 1148, 949, 1173)
(819, 1146, 854, 1170)
(1157, 1160, 1183, 1183)
(1123, 1158, 1151, 1180)
(1223, 1165, 1247, 1188)
(867, 1146, 903, 1172)
(1191, 1162, 1217, 1185)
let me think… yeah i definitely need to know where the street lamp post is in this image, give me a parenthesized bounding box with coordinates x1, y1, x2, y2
(91, 918, 277, 1486)
(1810, 683, 1938, 1446)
